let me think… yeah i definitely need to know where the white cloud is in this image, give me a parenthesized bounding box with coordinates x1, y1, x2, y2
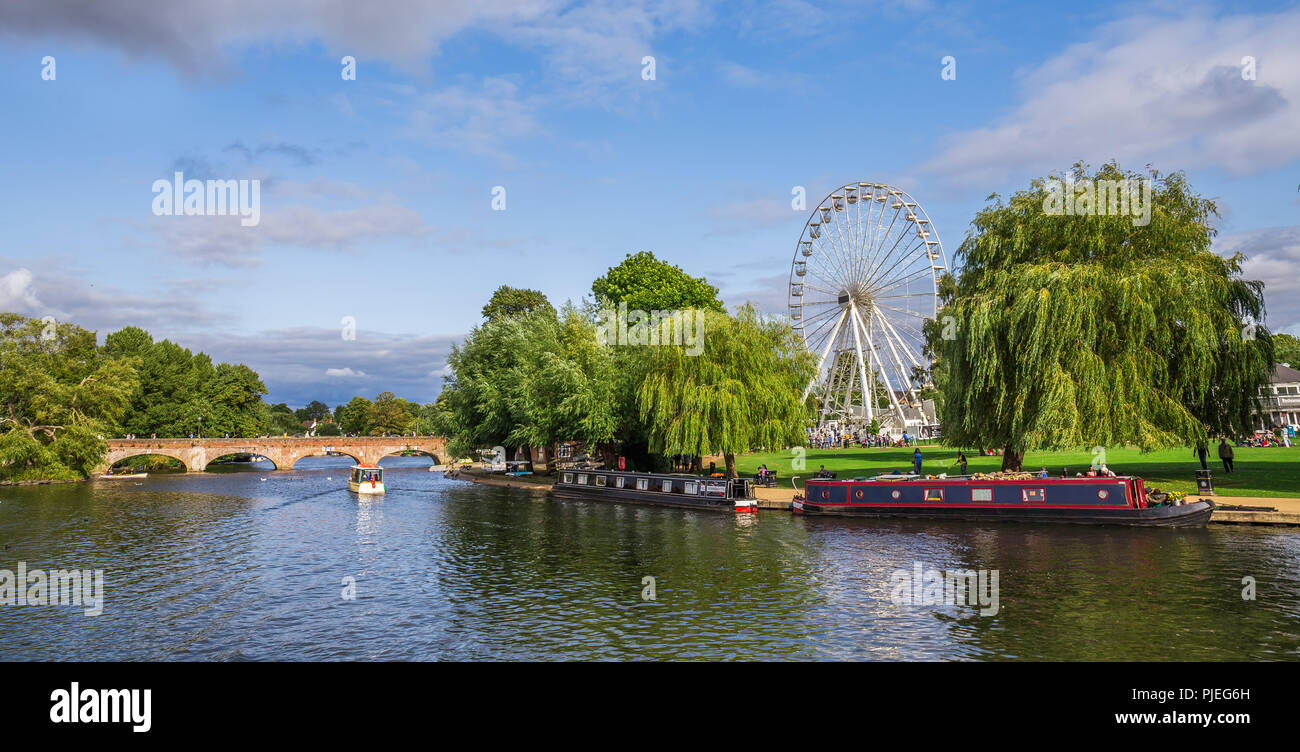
(325, 367, 368, 378)
(0, 268, 42, 312)
(920, 8, 1300, 187)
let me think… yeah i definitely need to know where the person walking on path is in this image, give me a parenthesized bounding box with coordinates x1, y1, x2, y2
(913, 447, 923, 475)
(1218, 438, 1235, 473)
(1195, 441, 1208, 471)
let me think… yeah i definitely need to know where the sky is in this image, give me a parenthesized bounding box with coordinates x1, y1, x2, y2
(0, 0, 1297, 408)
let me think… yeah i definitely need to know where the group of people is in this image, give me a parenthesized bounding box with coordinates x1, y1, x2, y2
(804, 426, 923, 450)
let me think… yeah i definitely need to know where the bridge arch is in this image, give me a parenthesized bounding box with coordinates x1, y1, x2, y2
(203, 452, 279, 471)
(287, 449, 362, 470)
(377, 450, 441, 466)
(105, 452, 188, 473)
(101, 447, 191, 473)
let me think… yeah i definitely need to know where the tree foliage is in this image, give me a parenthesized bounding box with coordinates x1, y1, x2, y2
(927, 162, 1274, 470)
(591, 251, 725, 312)
(1274, 333, 1300, 367)
(635, 305, 815, 476)
(0, 314, 139, 480)
(338, 396, 373, 435)
(440, 306, 618, 461)
(111, 328, 268, 437)
(482, 285, 556, 322)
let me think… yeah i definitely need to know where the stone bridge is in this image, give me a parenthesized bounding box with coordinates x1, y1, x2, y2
(99, 436, 447, 473)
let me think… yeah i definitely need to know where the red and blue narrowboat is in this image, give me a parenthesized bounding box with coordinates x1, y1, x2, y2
(793, 474, 1213, 526)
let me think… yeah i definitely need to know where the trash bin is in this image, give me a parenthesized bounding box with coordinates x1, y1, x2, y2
(1195, 469, 1213, 496)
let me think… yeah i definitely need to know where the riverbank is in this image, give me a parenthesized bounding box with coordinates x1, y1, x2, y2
(732, 445, 1300, 498)
(0, 478, 85, 487)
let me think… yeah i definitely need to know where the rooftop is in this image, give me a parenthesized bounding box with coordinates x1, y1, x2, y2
(1272, 363, 1300, 383)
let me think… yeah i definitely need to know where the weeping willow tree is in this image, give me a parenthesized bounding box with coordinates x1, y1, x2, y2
(928, 162, 1274, 471)
(636, 305, 815, 477)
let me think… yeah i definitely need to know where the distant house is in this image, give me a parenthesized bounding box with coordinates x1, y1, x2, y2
(1254, 364, 1300, 429)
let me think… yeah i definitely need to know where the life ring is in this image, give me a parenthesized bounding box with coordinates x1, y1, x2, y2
(854, 489, 864, 500)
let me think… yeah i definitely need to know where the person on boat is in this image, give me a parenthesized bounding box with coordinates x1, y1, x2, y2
(1218, 439, 1235, 473)
(1086, 466, 1098, 477)
(1100, 464, 1117, 477)
(815, 465, 832, 479)
(1039, 467, 1049, 478)
(912, 447, 922, 475)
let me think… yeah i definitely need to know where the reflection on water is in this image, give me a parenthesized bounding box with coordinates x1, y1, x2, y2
(1, 454, 1298, 661)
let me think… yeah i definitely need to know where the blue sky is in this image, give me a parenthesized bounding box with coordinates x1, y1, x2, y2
(1, 0, 1298, 407)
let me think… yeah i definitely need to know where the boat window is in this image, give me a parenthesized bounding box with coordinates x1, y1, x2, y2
(661, 480, 673, 493)
(596, 475, 607, 487)
(615, 476, 625, 488)
(562, 473, 573, 484)
(636, 478, 649, 491)
(924, 488, 944, 503)
(971, 488, 992, 502)
(1023, 488, 1046, 503)
(684, 481, 698, 495)
(577, 474, 588, 485)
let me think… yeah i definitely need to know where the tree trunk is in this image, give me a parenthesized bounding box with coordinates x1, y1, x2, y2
(724, 453, 737, 479)
(1000, 444, 1024, 472)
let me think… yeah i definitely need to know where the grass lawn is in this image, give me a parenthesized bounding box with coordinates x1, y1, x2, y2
(732, 445, 1300, 498)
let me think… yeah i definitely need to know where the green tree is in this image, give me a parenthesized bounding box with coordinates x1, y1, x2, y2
(103, 325, 153, 359)
(635, 305, 815, 477)
(302, 400, 331, 422)
(591, 251, 725, 313)
(0, 314, 139, 480)
(928, 162, 1274, 470)
(338, 396, 373, 435)
(1274, 333, 1300, 367)
(439, 306, 618, 462)
(482, 285, 556, 322)
(112, 329, 267, 437)
(369, 391, 416, 434)
(266, 402, 300, 435)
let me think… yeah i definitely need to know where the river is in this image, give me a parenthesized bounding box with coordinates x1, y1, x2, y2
(2, 455, 1298, 661)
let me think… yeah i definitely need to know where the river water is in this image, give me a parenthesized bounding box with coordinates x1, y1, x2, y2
(1, 456, 1297, 661)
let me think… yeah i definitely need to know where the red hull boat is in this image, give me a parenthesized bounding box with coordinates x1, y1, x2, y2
(793, 474, 1213, 527)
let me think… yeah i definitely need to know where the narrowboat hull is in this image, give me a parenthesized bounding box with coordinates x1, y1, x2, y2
(794, 476, 1214, 527)
(552, 470, 755, 513)
(793, 498, 1214, 526)
(552, 485, 735, 511)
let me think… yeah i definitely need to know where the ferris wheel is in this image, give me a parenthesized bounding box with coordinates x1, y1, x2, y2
(788, 182, 947, 428)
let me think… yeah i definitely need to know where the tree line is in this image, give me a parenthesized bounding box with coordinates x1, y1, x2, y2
(0, 317, 437, 481)
(432, 251, 816, 476)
